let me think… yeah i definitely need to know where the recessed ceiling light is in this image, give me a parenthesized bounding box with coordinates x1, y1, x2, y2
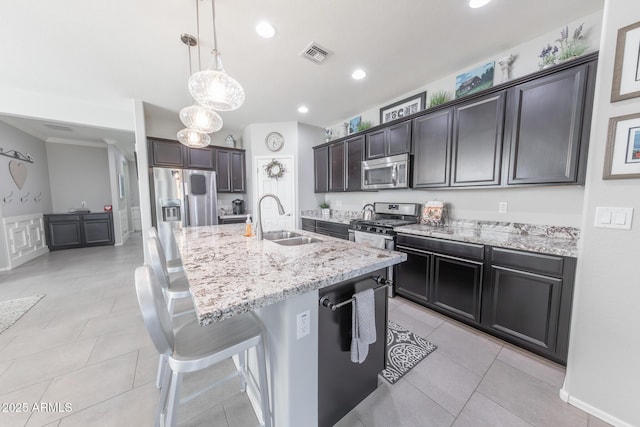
(255, 21, 275, 38)
(298, 106, 309, 113)
(469, 0, 491, 8)
(352, 69, 366, 80)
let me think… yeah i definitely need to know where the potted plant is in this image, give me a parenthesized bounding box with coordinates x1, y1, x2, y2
(356, 120, 372, 132)
(319, 202, 330, 218)
(429, 90, 452, 108)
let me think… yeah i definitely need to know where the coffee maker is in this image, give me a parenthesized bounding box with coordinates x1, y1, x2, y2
(232, 199, 245, 215)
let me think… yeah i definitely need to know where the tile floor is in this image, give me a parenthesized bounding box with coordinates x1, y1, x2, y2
(0, 233, 610, 427)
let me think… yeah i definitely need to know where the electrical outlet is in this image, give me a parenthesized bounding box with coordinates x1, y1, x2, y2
(296, 310, 310, 339)
(498, 202, 508, 213)
(335, 200, 343, 207)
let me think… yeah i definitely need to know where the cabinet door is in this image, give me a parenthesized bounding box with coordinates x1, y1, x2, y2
(46, 217, 82, 250)
(365, 129, 386, 159)
(394, 245, 431, 302)
(483, 266, 562, 354)
(387, 120, 412, 156)
(431, 254, 483, 323)
(82, 214, 114, 246)
(345, 136, 365, 191)
(451, 92, 505, 187)
(186, 147, 215, 170)
(412, 110, 452, 188)
(230, 151, 246, 192)
(507, 65, 588, 184)
(329, 142, 346, 192)
(314, 146, 329, 193)
(301, 218, 316, 232)
(216, 149, 232, 192)
(149, 139, 185, 167)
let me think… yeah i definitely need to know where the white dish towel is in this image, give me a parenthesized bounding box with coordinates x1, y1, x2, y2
(350, 288, 377, 364)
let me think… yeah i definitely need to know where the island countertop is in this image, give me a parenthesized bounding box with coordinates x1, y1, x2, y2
(174, 224, 406, 325)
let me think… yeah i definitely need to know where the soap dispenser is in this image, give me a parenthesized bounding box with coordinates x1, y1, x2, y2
(244, 214, 253, 237)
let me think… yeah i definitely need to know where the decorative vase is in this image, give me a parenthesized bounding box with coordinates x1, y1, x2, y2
(321, 208, 330, 218)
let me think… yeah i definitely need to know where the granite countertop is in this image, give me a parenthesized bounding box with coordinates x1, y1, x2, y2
(300, 212, 358, 225)
(174, 224, 406, 325)
(394, 224, 579, 257)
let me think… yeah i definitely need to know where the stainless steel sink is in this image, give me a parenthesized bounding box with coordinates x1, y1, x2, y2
(262, 230, 302, 241)
(272, 236, 322, 246)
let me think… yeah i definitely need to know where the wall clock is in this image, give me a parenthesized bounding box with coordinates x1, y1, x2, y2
(265, 131, 284, 151)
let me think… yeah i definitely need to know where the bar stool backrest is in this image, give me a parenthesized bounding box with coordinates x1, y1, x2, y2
(148, 236, 171, 291)
(135, 265, 174, 356)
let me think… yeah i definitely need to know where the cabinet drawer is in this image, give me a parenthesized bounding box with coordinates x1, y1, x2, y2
(81, 213, 111, 220)
(301, 218, 316, 230)
(491, 247, 563, 277)
(316, 221, 348, 236)
(396, 234, 484, 261)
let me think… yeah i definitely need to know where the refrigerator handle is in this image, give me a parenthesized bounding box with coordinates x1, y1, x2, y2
(184, 195, 190, 226)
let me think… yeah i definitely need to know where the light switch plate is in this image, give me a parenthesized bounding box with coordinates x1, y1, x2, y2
(594, 207, 634, 230)
(498, 202, 508, 213)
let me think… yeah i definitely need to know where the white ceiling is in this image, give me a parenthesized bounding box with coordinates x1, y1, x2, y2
(0, 0, 603, 156)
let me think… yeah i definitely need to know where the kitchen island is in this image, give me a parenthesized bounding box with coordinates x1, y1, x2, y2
(173, 224, 406, 427)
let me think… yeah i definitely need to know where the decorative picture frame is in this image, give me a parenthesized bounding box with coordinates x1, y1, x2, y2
(379, 92, 426, 124)
(603, 112, 640, 179)
(455, 62, 495, 99)
(348, 116, 362, 134)
(611, 20, 640, 102)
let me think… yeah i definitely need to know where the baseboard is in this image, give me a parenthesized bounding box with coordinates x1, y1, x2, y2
(560, 388, 633, 427)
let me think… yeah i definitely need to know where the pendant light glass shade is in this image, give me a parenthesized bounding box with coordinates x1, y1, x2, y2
(188, 52, 245, 111)
(177, 128, 211, 148)
(179, 104, 223, 133)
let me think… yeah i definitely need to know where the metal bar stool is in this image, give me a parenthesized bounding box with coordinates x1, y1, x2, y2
(149, 227, 184, 273)
(135, 265, 272, 427)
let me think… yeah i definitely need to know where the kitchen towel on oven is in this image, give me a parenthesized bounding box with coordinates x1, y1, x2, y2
(351, 288, 376, 364)
(354, 230, 387, 249)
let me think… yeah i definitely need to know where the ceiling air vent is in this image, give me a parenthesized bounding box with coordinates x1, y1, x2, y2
(43, 123, 74, 132)
(300, 42, 331, 64)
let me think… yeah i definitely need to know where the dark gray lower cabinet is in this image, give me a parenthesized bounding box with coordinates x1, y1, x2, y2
(481, 247, 575, 363)
(301, 218, 316, 232)
(45, 213, 114, 250)
(318, 269, 387, 427)
(394, 235, 575, 364)
(315, 220, 349, 240)
(431, 254, 483, 323)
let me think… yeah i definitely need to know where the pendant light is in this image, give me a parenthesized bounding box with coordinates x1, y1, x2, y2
(179, 33, 223, 134)
(177, 128, 211, 148)
(188, 0, 245, 111)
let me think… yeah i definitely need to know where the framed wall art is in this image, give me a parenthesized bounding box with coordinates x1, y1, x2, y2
(603, 112, 640, 179)
(348, 116, 361, 134)
(455, 62, 494, 98)
(379, 92, 426, 124)
(611, 20, 640, 102)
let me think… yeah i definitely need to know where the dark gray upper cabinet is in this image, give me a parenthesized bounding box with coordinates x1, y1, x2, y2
(506, 64, 591, 185)
(345, 135, 365, 191)
(412, 109, 453, 188)
(314, 145, 329, 193)
(149, 138, 186, 167)
(451, 92, 505, 187)
(365, 120, 411, 159)
(329, 141, 346, 192)
(216, 148, 246, 193)
(186, 146, 215, 170)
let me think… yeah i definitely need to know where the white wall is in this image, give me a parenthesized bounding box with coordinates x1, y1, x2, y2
(0, 121, 53, 218)
(46, 143, 111, 213)
(561, 2, 640, 426)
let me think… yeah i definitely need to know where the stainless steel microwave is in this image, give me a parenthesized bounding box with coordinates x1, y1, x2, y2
(361, 154, 409, 190)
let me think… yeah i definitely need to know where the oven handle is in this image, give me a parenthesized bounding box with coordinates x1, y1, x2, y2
(392, 164, 397, 186)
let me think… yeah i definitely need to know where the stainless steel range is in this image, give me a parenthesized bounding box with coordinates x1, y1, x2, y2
(349, 202, 421, 296)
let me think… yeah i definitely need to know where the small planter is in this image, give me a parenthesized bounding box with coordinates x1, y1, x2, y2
(321, 208, 331, 218)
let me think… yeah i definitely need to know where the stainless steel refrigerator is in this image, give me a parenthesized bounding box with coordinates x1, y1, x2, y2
(152, 167, 218, 262)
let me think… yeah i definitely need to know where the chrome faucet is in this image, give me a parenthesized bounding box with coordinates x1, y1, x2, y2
(256, 193, 286, 240)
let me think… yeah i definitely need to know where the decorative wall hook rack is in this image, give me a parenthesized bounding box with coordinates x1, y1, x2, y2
(0, 148, 34, 163)
(20, 192, 30, 203)
(34, 192, 42, 203)
(3, 191, 13, 204)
